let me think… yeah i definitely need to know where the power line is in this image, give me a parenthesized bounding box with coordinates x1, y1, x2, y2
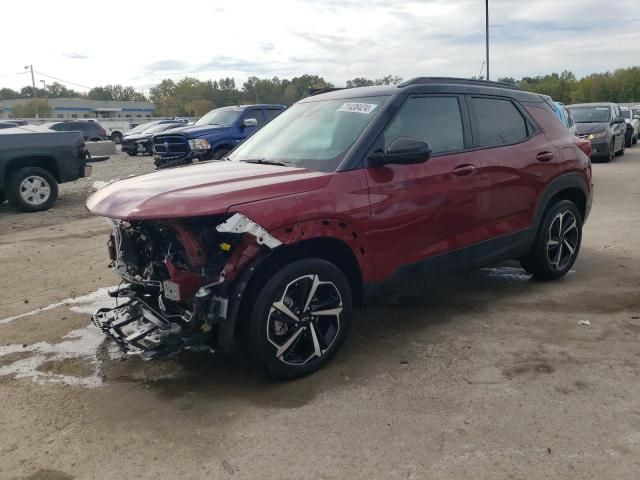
(0, 71, 29, 79)
(34, 71, 92, 90)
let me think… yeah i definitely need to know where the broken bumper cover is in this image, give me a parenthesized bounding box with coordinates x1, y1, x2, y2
(92, 297, 185, 359)
(93, 214, 282, 359)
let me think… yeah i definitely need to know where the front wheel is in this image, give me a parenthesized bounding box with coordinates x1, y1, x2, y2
(211, 147, 231, 160)
(520, 200, 582, 280)
(242, 258, 353, 379)
(6, 167, 59, 212)
(110, 132, 123, 144)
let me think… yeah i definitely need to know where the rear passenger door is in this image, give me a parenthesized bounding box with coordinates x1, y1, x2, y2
(468, 95, 550, 237)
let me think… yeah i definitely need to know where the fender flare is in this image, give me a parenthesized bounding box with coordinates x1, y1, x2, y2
(532, 172, 590, 229)
(216, 216, 371, 352)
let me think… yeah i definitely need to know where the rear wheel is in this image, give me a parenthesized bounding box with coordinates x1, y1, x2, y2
(241, 258, 353, 379)
(126, 151, 138, 156)
(111, 132, 123, 144)
(520, 200, 582, 280)
(6, 167, 59, 212)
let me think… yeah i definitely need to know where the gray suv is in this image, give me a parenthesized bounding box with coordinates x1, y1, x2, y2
(567, 102, 627, 162)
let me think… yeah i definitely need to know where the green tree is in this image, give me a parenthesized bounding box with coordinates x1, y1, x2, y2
(12, 99, 52, 118)
(0, 87, 20, 100)
(346, 77, 375, 88)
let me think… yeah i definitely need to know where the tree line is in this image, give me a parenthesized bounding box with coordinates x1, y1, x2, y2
(2, 67, 639, 118)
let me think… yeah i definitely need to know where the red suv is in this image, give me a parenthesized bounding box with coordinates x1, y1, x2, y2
(87, 78, 593, 378)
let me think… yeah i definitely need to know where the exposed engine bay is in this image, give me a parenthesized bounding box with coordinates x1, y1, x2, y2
(92, 213, 281, 359)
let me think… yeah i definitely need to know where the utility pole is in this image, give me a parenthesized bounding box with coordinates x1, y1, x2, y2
(485, 0, 490, 81)
(24, 64, 39, 118)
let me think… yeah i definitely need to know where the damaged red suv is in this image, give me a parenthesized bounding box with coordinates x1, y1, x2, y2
(87, 78, 593, 378)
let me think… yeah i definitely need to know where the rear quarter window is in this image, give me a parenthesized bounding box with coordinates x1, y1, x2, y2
(471, 97, 529, 147)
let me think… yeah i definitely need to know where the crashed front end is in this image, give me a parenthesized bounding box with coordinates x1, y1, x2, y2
(93, 213, 279, 359)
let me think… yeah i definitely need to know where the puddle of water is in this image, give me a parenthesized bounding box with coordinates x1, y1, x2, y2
(0, 324, 105, 387)
(0, 286, 130, 387)
(0, 286, 119, 325)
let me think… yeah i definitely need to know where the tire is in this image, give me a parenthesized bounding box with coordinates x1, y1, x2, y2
(211, 147, 231, 160)
(617, 138, 626, 156)
(603, 140, 614, 163)
(0, 191, 5, 204)
(6, 167, 59, 213)
(633, 135, 638, 145)
(241, 258, 353, 379)
(111, 132, 123, 144)
(520, 200, 582, 280)
(625, 135, 632, 148)
(126, 151, 138, 157)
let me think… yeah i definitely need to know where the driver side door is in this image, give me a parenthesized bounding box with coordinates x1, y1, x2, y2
(364, 94, 485, 285)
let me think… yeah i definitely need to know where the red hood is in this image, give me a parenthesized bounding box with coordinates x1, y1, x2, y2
(86, 161, 332, 219)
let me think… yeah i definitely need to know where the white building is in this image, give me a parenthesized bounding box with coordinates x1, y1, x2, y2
(0, 98, 155, 120)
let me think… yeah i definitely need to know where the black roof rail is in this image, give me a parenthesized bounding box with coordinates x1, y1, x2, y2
(398, 77, 521, 90)
(309, 87, 346, 96)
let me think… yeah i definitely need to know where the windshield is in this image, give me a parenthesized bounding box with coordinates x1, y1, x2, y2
(568, 106, 611, 123)
(621, 109, 631, 119)
(143, 123, 176, 134)
(195, 108, 242, 126)
(128, 122, 156, 133)
(229, 96, 389, 172)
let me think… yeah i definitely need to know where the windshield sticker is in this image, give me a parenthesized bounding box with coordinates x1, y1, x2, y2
(337, 103, 378, 114)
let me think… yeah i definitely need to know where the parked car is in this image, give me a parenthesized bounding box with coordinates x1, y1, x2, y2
(152, 104, 286, 169)
(552, 102, 577, 136)
(87, 78, 592, 378)
(120, 122, 186, 156)
(620, 106, 639, 147)
(0, 125, 99, 211)
(42, 120, 108, 142)
(567, 103, 627, 161)
(0, 120, 28, 129)
(122, 119, 188, 138)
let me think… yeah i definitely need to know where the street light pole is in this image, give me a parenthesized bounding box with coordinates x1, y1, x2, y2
(40, 80, 48, 108)
(485, 0, 490, 81)
(24, 64, 39, 118)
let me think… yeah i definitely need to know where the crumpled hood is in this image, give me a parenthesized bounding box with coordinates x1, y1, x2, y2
(575, 122, 609, 135)
(165, 124, 231, 138)
(86, 161, 331, 220)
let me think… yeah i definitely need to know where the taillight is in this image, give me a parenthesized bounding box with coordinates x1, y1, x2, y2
(574, 138, 591, 158)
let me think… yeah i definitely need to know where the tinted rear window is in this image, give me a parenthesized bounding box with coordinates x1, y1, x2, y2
(471, 97, 528, 147)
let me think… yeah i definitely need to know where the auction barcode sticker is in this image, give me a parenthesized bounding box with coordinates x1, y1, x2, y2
(337, 103, 378, 114)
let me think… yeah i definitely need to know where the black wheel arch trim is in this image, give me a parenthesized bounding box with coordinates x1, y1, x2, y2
(532, 172, 591, 226)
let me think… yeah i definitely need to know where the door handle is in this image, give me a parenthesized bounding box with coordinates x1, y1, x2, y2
(452, 164, 477, 177)
(536, 151, 554, 162)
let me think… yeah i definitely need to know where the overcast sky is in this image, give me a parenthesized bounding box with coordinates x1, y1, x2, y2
(1, 0, 639, 94)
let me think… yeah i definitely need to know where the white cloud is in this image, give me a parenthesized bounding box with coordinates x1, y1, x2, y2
(0, 0, 638, 92)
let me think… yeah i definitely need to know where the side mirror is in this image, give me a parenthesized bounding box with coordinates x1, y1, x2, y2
(369, 137, 432, 166)
(242, 118, 258, 128)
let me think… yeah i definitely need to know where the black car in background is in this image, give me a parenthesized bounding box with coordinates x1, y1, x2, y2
(42, 120, 108, 142)
(0, 120, 29, 129)
(121, 122, 185, 156)
(567, 102, 627, 162)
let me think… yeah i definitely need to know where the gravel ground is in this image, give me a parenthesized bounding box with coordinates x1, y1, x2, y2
(1, 150, 639, 480)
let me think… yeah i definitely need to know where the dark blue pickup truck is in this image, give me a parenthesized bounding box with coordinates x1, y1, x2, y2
(152, 104, 285, 169)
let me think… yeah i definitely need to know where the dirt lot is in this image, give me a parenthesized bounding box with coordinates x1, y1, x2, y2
(1, 150, 639, 480)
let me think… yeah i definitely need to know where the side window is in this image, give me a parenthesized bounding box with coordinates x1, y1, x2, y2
(471, 97, 528, 147)
(264, 109, 282, 122)
(244, 109, 265, 127)
(383, 96, 464, 154)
